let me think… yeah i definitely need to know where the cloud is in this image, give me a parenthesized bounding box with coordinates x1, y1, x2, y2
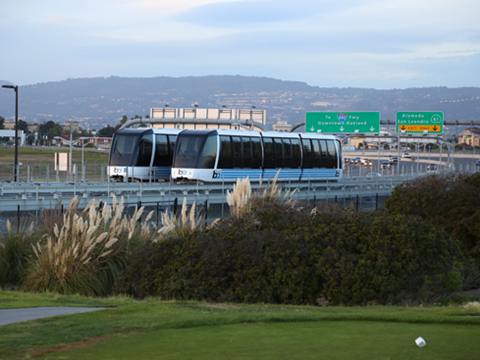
(173, 0, 362, 27)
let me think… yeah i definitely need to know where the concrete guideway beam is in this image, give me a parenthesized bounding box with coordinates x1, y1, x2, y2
(0, 174, 440, 212)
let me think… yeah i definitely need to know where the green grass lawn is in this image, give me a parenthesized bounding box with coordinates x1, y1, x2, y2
(0, 147, 109, 164)
(0, 147, 109, 181)
(1, 291, 479, 359)
(40, 321, 480, 360)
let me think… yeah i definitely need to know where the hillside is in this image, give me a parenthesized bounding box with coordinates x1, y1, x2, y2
(1, 76, 479, 131)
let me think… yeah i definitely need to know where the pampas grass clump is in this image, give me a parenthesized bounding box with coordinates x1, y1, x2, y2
(226, 171, 297, 218)
(227, 177, 252, 218)
(22, 195, 156, 296)
(157, 198, 204, 240)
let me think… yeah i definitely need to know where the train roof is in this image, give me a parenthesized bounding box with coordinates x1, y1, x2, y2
(178, 129, 338, 139)
(114, 127, 182, 135)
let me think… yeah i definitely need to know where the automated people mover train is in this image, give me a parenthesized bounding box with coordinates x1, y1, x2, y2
(171, 129, 342, 182)
(108, 128, 181, 182)
(108, 128, 343, 183)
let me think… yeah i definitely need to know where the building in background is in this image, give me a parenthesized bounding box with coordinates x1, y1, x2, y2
(272, 120, 292, 132)
(458, 126, 480, 147)
(149, 107, 266, 131)
(3, 122, 15, 130)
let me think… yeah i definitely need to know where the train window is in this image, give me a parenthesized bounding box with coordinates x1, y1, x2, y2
(273, 138, 284, 168)
(135, 133, 153, 167)
(291, 138, 301, 168)
(302, 139, 313, 169)
(326, 140, 337, 169)
(251, 137, 262, 169)
(109, 133, 140, 166)
(218, 136, 233, 169)
(336, 140, 342, 169)
(312, 139, 321, 168)
(153, 134, 169, 167)
(168, 135, 177, 159)
(319, 140, 328, 168)
(197, 135, 217, 169)
(263, 138, 275, 168)
(232, 136, 243, 168)
(283, 138, 292, 168)
(174, 134, 205, 168)
(243, 137, 252, 168)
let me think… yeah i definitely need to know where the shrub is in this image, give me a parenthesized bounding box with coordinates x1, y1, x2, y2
(385, 173, 480, 282)
(115, 203, 462, 305)
(0, 221, 39, 288)
(114, 201, 318, 303)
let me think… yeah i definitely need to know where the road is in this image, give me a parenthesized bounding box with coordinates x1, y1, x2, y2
(344, 152, 480, 177)
(0, 307, 108, 326)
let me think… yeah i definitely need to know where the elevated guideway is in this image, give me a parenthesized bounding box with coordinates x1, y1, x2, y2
(0, 174, 432, 213)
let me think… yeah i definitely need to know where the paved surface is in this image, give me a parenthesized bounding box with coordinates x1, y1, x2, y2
(0, 307, 108, 326)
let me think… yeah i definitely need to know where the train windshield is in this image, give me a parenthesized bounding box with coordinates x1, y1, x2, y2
(109, 130, 153, 166)
(173, 132, 217, 169)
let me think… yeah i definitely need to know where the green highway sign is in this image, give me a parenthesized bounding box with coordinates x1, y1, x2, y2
(305, 112, 380, 134)
(396, 111, 443, 134)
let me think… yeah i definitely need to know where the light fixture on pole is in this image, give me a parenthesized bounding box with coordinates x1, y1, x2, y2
(2, 85, 19, 182)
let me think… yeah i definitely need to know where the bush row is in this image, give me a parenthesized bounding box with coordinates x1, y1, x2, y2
(385, 172, 480, 284)
(114, 202, 464, 306)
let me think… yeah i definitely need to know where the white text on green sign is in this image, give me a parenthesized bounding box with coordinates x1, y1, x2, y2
(305, 112, 380, 134)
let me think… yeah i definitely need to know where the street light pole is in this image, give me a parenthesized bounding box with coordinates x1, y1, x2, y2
(2, 85, 19, 182)
(70, 129, 73, 181)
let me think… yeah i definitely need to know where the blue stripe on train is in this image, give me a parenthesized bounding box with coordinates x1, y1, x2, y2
(215, 168, 338, 181)
(300, 169, 338, 180)
(154, 167, 171, 178)
(217, 169, 263, 180)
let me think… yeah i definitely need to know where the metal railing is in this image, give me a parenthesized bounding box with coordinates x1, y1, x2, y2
(0, 162, 108, 183)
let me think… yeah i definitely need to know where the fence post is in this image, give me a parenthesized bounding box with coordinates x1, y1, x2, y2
(204, 199, 208, 224)
(173, 197, 178, 216)
(137, 201, 142, 223)
(17, 205, 20, 233)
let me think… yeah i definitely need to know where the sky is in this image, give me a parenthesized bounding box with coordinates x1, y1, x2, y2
(1, 0, 479, 89)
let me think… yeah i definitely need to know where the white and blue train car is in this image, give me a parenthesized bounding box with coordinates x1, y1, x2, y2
(171, 129, 342, 183)
(108, 128, 181, 182)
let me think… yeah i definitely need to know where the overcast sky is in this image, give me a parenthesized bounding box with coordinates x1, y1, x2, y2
(1, 0, 479, 89)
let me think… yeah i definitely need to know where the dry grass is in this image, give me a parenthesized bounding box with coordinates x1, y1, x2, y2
(226, 177, 252, 218)
(36, 202, 74, 238)
(464, 302, 480, 311)
(257, 171, 297, 205)
(226, 171, 297, 218)
(22, 195, 156, 296)
(157, 197, 204, 240)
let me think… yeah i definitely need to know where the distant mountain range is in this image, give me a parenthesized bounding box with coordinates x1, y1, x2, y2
(1, 76, 479, 132)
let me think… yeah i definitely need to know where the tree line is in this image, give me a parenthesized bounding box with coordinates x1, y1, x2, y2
(0, 114, 149, 145)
